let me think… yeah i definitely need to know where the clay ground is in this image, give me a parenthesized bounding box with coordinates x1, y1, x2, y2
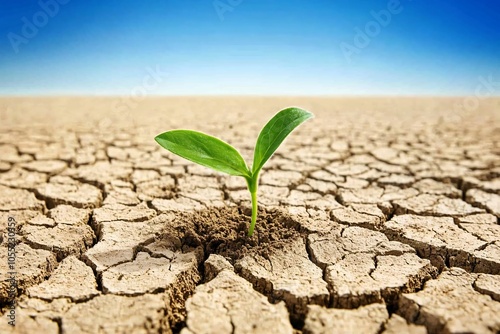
(0, 96, 499, 334)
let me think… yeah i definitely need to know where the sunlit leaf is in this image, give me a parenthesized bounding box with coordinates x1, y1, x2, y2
(155, 130, 250, 177)
(252, 107, 313, 174)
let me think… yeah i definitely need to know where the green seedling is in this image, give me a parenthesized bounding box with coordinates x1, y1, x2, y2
(155, 107, 313, 236)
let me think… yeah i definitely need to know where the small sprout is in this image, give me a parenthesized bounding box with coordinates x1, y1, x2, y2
(155, 107, 313, 236)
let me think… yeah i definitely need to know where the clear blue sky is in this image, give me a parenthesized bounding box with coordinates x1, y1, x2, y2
(1, 0, 499, 95)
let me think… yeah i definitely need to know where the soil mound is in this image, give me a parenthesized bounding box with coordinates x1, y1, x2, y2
(160, 206, 301, 262)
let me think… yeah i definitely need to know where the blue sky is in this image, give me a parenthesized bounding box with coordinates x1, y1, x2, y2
(0, 0, 499, 95)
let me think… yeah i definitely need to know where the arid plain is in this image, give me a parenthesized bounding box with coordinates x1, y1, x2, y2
(0, 97, 499, 334)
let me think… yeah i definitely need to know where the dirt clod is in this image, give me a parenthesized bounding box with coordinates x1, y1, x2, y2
(182, 270, 293, 334)
(303, 303, 388, 334)
(398, 267, 500, 334)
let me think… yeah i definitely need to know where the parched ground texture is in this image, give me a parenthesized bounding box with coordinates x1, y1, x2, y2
(0, 96, 499, 334)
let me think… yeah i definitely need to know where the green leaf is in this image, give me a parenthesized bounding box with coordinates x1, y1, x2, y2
(155, 130, 251, 177)
(252, 107, 313, 174)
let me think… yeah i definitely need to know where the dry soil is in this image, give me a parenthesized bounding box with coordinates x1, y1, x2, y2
(0, 96, 499, 334)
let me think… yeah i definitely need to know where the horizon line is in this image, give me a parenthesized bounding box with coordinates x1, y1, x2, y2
(1, 94, 499, 99)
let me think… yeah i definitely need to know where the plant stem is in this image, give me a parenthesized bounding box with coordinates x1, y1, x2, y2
(246, 174, 259, 237)
(248, 190, 258, 236)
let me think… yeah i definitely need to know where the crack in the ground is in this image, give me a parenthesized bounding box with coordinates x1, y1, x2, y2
(222, 304, 236, 334)
(452, 216, 492, 244)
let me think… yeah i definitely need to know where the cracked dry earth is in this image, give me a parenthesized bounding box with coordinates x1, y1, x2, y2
(0, 97, 499, 334)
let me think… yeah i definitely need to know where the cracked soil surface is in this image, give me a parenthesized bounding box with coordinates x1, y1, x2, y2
(0, 96, 499, 334)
